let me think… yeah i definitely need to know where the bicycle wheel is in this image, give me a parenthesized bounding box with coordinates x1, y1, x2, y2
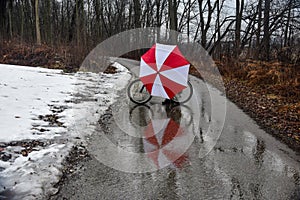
(127, 79, 152, 105)
(172, 81, 193, 104)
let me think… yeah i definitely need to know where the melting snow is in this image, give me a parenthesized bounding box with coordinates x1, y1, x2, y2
(0, 63, 131, 199)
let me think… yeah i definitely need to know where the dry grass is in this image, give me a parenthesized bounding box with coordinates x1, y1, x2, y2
(0, 41, 88, 72)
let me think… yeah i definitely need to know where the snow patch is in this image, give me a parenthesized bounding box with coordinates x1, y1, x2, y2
(0, 63, 131, 199)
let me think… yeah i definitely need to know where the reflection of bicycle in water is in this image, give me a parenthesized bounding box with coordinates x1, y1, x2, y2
(129, 103, 193, 129)
(127, 79, 193, 105)
(129, 103, 194, 170)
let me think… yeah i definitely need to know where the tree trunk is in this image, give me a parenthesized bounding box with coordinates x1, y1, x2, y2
(235, 0, 244, 58)
(198, 0, 217, 50)
(255, 0, 262, 57)
(133, 0, 141, 28)
(76, 0, 80, 47)
(187, 0, 191, 42)
(155, 0, 165, 41)
(284, 0, 292, 47)
(215, 0, 221, 59)
(35, 0, 41, 45)
(168, 0, 178, 42)
(20, 0, 24, 42)
(7, 0, 13, 39)
(0, 0, 7, 39)
(262, 0, 270, 60)
(60, 0, 64, 43)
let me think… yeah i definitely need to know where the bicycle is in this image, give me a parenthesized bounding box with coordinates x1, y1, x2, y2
(127, 79, 193, 105)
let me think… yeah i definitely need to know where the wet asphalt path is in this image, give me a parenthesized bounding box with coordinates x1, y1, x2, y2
(52, 58, 300, 200)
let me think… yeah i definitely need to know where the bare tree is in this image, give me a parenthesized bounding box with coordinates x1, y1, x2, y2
(197, 0, 218, 49)
(168, 0, 178, 41)
(284, 0, 293, 47)
(262, 0, 270, 60)
(35, 0, 41, 45)
(235, 0, 244, 58)
(133, 0, 142, 28)
(8, 0, 13, 38)
(168, 0, 177, 31)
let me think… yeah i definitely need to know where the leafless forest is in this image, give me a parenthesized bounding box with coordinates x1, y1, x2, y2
(0, 0, 299, 63)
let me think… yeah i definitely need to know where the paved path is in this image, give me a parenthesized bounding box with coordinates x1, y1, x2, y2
(51, 58, 300, 200)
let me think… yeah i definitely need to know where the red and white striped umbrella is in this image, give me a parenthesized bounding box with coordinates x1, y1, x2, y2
(139, 43, 190, 99)
(143, 118, 188, 169)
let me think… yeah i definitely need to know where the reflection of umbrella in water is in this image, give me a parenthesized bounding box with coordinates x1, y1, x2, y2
(143, 118, 189, 169)
(139, 43, 190, 99)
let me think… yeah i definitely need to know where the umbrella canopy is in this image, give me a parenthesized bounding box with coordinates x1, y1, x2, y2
(139, 43, 190, 99)
(143, 118, 189, 169)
